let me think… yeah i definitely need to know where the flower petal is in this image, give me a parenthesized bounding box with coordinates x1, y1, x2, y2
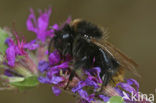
(26, 8, 37, 33)
(50, 76, 64, 84)
(37, 8, 52, 41)
(38, 76, 49, 84)
(99, 95, 110, 102)
(38, 8, 51, 32)
(52, 24, 59, 30)
(49, 50, 61, 65)
(6, 46, 16, 67)
(4, 69, 13, 77)
(38, 60, 49, 73)
(117, 83, 136, 94)
(85, 78, 99, 89)
(52, 86, 61, 96)
(127, 79, 139, 91)
(5, 38, 14, 46)
(23, 40, 39, 50)
(72, 81, 86, 93)
(78, 89, 89, 101)
(57, 62, 69, 69)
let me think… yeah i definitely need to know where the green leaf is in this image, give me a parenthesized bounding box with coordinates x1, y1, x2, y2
(10, 76, 39, 88)
(8, 77, 25, 82)
(108, 96, 124, 103)
(0, 28, 9, 54)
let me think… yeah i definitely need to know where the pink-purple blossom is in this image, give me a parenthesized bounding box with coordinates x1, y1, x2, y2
(5, 37, 39, 67)
(52, 86, 61, 96)
(23, 40, 39, 50)
(48, 50, 61, 65)
(26, 8, 57, 42)
(6, 45, 16, 67)
(38, 50, 71, 96)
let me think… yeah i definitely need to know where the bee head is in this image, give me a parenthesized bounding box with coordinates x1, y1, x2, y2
(53, 24, 74, 56)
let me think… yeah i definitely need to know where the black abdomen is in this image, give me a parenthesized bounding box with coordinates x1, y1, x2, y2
(72, 36, 120, 85)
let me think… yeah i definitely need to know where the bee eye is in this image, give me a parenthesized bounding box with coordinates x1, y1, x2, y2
(63, 33, 70, 39)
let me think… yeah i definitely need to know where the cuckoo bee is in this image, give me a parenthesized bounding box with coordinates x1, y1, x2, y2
(48, 19, 139, 89)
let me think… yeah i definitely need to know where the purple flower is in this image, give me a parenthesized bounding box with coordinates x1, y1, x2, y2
(38, 76, 50, 84)
(85, 67, 102, 84)
(115, 79, 140, 102)
(78, 89, 89, 100)
(72, 67, 102, 102)
(4, 69, 13, 77)
(38, 50, 70, 89)
(64, 16, 72, 24)
(6, 46, 16, 67)
(99, 95, 110, 102)
(5, 38, 14, 46)
(52, 24, 59, 31)
(117, 83, 136, 94)
(23, 40, 39, 50)
(38, 60, 49, 73)
(39, 75, 63, 85)
(77, 89, 94, 102)
(52, 86, 61, 96)
(49, 50, 61, 65)
(26, 8, 55, 42)
(72, 81, 86, 93)
(114, 87, 124, 96)
(50, 76, 64, 84)
(5, 37, 39, 67)
(85, 78, 99, 89)
(59, 17, 72, 29)
(126, 78, 139, 91)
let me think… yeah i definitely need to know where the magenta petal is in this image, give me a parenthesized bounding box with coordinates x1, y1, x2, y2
(57, 62, 69, 69)
(49, 50, 61, 65)
(6, 46, 16, 67)
(26, 8, 52, 42)
(23, 40, 39, 50)
(65, 16, 72, 24)
(52, 24, 59, 30)
(26, 9, 37, 33)
(37, 8, 52, 41)
(52, 86, 61, 96)
(38, 8, 51, 31)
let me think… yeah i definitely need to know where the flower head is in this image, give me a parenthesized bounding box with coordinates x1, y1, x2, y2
(26, 8, 57, 42)
(38, 50, 71, 96)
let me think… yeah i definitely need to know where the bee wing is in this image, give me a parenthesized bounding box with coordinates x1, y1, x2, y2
(90, 38, 141, 77)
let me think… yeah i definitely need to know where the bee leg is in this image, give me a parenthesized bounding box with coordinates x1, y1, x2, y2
(100, 73, 111, 92)
(64, 70, 75, 90)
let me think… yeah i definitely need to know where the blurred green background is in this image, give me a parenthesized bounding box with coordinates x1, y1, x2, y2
(0, 0, 156, 103)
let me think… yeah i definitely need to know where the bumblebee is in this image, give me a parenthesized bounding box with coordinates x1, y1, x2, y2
(48, 19, 139, 89)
